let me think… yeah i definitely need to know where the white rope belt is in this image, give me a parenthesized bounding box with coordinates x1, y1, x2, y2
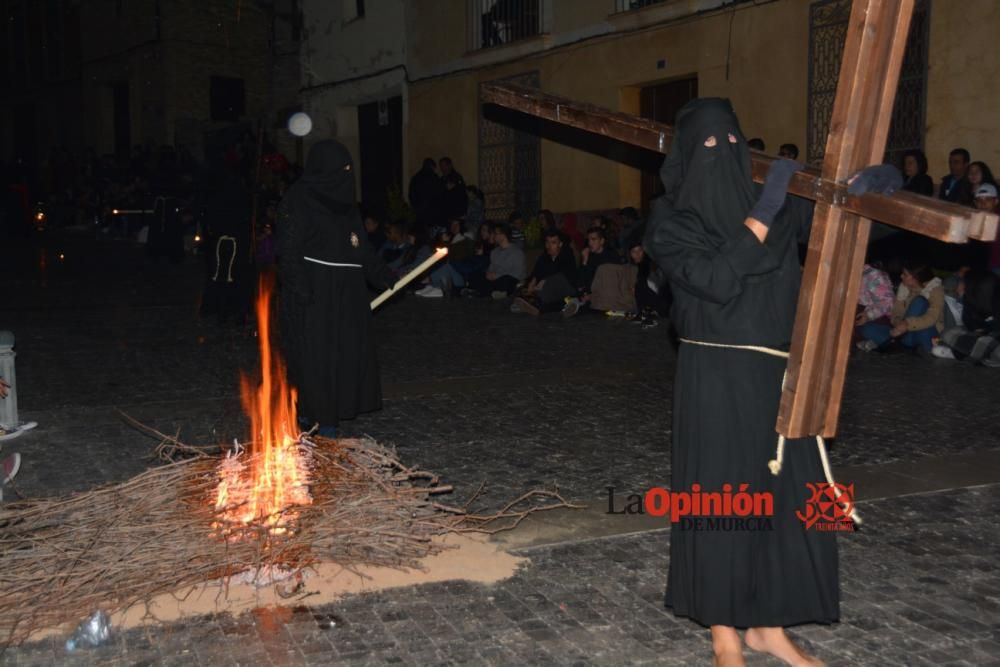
(212, 236, 237, 283)
(679, 337, 861, 524)
(303, 256, 362, 268)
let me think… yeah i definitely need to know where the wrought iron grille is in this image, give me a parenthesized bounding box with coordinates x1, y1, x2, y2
(468, 0, 544, 52)
(613, 0, 668, 11)
(807, 0, 930, 167)
(478, 71, 541, 224)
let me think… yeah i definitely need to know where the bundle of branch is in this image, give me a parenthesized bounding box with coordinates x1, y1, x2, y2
(0, 436, 574, 647)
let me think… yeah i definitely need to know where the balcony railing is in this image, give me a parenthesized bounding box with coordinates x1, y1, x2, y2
(468, 0, 544, 52)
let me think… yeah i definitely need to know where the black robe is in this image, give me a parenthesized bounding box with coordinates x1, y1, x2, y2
(646, 99, 838, 629)
(277, 140, 393, 427)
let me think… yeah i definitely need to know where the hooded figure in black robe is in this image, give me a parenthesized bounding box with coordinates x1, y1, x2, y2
(645, 98, 840, 632)
(277, 140, 394, 430)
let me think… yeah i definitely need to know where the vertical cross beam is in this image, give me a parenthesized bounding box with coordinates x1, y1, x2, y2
(778, 0, 915, 438)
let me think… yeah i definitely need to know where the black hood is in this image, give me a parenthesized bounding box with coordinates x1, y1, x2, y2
(300, 139, 356, 213)
(658, 98, 757, 247)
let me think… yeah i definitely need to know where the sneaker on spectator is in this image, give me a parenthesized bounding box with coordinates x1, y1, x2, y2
(1, 452, 20, 485)
(512, 297, 540, 316)
(931, 344, 955, 359)
(417, 286, 444, 298)
(855, 340, 878, 352)
(491, 290, 509, 300)
(562, 299, 580, 318)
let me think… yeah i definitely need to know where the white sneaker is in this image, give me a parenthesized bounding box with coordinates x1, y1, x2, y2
(931, 344, 955, 359)
(417, 286, 443, 298)
(855, 340, 878, 352)
(414, 285, 435, 296)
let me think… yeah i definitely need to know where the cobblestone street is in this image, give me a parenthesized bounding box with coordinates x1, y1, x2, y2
(3, 232, 999, 666)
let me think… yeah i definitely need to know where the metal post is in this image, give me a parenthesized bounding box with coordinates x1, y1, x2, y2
(0, 331, 17, 430)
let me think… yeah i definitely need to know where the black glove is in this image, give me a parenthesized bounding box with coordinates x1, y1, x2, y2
(749, 159, 803, 227)
(847, 164, 903, 197)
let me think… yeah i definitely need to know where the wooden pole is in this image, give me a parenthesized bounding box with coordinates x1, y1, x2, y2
(480, 82, 996, 244)
(778, 0, 916, 438)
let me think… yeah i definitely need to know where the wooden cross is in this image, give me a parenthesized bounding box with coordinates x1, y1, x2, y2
(481, 0, 998, 439)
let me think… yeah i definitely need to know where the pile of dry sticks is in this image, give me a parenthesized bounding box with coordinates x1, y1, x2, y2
(0, 425, 575, 647)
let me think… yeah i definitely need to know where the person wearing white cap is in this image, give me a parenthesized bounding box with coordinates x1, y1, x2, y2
(975, 184, 1000, 276)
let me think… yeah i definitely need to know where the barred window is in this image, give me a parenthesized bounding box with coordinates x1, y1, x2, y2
(468, 0, 544, 52)
(807, 0, 930, 167)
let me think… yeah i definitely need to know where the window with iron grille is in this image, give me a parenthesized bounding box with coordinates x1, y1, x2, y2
(807, 0, 930, 168)
(468, 0, 544, 52)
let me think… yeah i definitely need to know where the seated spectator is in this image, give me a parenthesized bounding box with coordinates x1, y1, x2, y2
(557, 212, 585, 253)
(468, 224, 525, 298)
(511, 229, 578, 315)
(939, 148, 971, 203)
(901, 150, 934, 196)
(395, 228, 433, 280)
(974, 184, 1000, 276)
(416, 220, 476, 298)
(590, 216, 619, 253)
(379, 221, 412, 274)
(464, 186, 485, 239)
(507, 211, 526, 248)
(933, 270, 1000, 365)
(362, 208, 386, 251)
(563, 226, 619, 317)
(624, 239, 663, 329)
(967, 161, 996, 194)
(779, 143, 799, 160)
(857, 262, 944, 352)
(853, 262, 895, 344)
(617, 207, 643, 254)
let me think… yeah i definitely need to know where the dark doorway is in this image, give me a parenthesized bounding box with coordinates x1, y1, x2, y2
(113, 82, 131, 161)
(639, 77, 697, 210)
(357, 96, 403, 220)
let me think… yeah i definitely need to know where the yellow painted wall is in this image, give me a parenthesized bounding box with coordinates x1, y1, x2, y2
(407, 0, 998, 214)
(925, 0, 1000, 184)
(407, 0, 810, 213)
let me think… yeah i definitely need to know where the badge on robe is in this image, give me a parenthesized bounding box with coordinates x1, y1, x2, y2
(350, 232, 360, 248)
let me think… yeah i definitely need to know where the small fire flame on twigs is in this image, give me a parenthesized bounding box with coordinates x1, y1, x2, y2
(214, 276, 312, 537)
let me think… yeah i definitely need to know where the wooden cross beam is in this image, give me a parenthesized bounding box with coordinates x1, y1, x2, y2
(480, 85, 996, 244)
(480, 0, 998, 440)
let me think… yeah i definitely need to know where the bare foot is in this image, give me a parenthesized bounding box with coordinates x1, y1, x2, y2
(711, 626, 747, 667)
(714, 648, 747, 667)
(745, 627, 825, 666)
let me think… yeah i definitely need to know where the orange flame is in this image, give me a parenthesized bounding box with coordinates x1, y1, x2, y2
(214, 276, 311, 534)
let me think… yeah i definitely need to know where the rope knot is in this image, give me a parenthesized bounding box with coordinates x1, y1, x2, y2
(767, 459, 782, 476)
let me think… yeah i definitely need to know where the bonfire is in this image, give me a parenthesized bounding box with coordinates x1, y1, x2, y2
(0, 277, 575, 647)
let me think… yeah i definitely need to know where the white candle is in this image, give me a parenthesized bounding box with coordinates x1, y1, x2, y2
(370, 247, 449, 310)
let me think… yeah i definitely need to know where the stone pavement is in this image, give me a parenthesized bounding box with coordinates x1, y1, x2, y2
(2, 231, 999, 665)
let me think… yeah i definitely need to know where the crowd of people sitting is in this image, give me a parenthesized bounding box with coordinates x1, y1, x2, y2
(5, 138, 998, 359)
(373, 159, 673, 330)
(851, 145, 1000, 366)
